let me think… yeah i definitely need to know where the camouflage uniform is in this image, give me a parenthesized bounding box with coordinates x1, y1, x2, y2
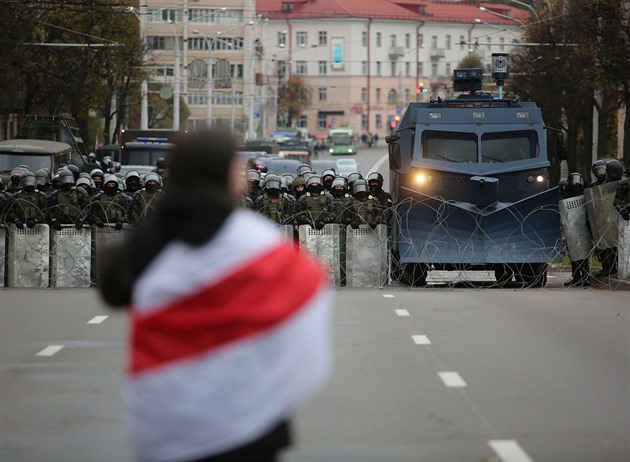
(348, 179, 383, 229)
(296, 175, 336, 230)
(88, 174, 128, 229)
(5, 172, 47, 227)
(128, 174, 164, 224)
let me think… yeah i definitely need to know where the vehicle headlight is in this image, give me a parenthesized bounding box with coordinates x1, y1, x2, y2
(414, 172, 434, 184)
(329, 148, 334, 153)
(527, 174, 545, 184)
(348, 148, 353, 153)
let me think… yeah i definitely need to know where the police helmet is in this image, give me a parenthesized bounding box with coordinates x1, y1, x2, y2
(353, 179, 369, 195)
(308, 175, 322, 187)
(606, 159, 623, 181)
(591, 160, 607, 180)
(67, 164, 80, 181)
(59, 169, 75, 185)
(264, 174, 282, 191)
(20, 172, 37, 188)
(297, 164, 312, 177)
(246, 169, 260, 184)
(367, 172, 384, 185)
(303, 172, 314, 184)
(567, 172, 584, 194)
(558, 178, 568, 193)
(125, 170, 140, 181)
(331, 176, 348, 191)
(156, 157, 167, 169)
(143, 172, 162, 187)
(35, 169, 49, 187)
(321, 169, 336, 180)
(11, 166, 28, 179)
(90, 168, 104, 179)
(347, 172, 363, 184)
(76, 177, 93, 191)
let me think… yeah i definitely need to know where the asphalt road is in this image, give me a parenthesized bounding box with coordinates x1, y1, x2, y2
(1, 285, 628, 462)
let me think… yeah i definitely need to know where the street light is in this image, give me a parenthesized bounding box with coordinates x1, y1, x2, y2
(479, 6, 526, 28)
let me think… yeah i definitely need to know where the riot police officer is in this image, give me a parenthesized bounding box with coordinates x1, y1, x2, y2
(255, 174, 292, 225)
(366, 172, 393, 225)
(563, 173, 592, 286)
(34, 169, 52, 196)
(296, 175, 336, 230)
(125, 170, 142, 195)
(321, 169, 336, 192)
(245, 169, 263, 202)
(291, 176, 307, 201)
(348, 179, 383, 230)
(329, 176, 352, 225)
(47, 169, 90, 229)
(128, 172, 164, 224)
(91, 168, 105, 192)
(346, 172, 363, 194)
(596, 160, 625, 276)
(615, 177, 630, 221)
(5, 172, 47, 228)
(296, 163, 312, 178)
(589, 159, 607, 187)
(87, 173, 128, 229)
(6, 166, 29, 196)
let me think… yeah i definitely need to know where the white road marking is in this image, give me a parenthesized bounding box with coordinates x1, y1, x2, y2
(488, 440, 534, 462)
(438, 371, 467, 387)
(368, 153, 389, 176)
(412, 334, 431, 345)
(36, 345, 64, 357)
(383, 294, 395, 298)
(87, 316, 109, 324)
(395, 309, 410, 316)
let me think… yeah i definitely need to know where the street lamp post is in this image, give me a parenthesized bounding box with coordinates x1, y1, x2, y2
(479, 6, 526, 28)
(166, 21, 181, 131)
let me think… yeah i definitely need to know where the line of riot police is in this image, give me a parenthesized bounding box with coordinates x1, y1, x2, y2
(0, 164, 166, 230)
(558, 158, 629, 286)
(241, 163, 394, 235)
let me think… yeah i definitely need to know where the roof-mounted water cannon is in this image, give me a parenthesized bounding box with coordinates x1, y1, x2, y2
(491, 53, 510, 99)
(453, 68, 483, 94)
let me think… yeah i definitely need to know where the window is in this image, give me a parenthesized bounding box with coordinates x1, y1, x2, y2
(361, 61, 367, 75)
(319, 87, 327, 101)
(187, 92, 206, 106)
(375, 114, 382, 129)
(376, 32, 382, 47)
(188, 8, 243, 24)
(500, 37, 505, 51)
(297, 116, 307, 128)
(318, 61, 327, 74)
(318, 31, 327, 46)
(431, 35, 437, 49)
(375, 88, 381, 102)
(148, 8, 183, 23)
(151, 36, 165, 50)
(446, 63, 451, 76)
(422, 130, 477, 163)
(390, 34, 396, 47)
(318, 114, 327, 129)
(446, 35, 451, 50)
(278, 31, 287, 47)
(418, 33, 424, 48)
(231, 64, 243, 79)
(361, 31, 367, 47)
(376, 61, 381, 76)
(361, 114, 368, 129)
(405, 88, 410, 103)
(296, 31, 307, 47)
(481, 130, 539, 163)
(486, 37, 491, 50)
(405, 62, 410, 77)
(460, 35, 465, 51)
(390, 61, 396, 77)
(387, 89, 397, 104)
(431, 63, 437, 77)
(405, 33, 410, 48)
(361, 87, 367, 102)
(417, 62, 423, 76)
(296, 61, 307, 75)
(276, 60, 288, 80)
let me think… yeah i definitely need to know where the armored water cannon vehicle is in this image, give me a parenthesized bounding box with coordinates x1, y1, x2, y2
(386, 53, 563, 287)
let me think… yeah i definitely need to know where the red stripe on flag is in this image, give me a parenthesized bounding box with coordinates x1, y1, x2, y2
(130, 243, 327, 375)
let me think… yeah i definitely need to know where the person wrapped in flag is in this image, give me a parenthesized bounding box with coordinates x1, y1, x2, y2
(98, 128, 334, 462)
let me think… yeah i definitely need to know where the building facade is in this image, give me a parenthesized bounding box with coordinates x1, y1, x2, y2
(143, 0, 527, 141)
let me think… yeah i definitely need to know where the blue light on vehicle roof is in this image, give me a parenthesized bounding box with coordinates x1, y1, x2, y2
(136, 137, 169, 142)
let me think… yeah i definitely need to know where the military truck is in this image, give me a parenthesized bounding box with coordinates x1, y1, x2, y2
(0, 139, 74, 185)
(386, 54, 563, 287)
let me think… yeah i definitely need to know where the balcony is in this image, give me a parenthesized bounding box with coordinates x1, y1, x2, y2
(388, 46, 405, 59)
(430, 47, 445, 59)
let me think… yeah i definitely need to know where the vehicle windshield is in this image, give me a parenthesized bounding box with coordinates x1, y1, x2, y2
(0, 153, 52, 173)
(121, 147, 172, 166)
(422, 129, 538, 163)
(331, 135, 352, 145)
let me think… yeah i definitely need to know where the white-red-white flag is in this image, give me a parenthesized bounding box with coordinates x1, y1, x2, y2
(126, 210, 334, 462)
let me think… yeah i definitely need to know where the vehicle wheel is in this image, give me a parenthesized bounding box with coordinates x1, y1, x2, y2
(515, 263, 547, 288)
(494, 264, 514, 287)
(401, 263, 428, 287)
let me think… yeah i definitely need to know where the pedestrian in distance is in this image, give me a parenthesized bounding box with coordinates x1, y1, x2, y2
(98, 128, 333, 462)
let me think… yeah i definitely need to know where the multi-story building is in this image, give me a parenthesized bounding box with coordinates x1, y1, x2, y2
(143, 0, 528, 140)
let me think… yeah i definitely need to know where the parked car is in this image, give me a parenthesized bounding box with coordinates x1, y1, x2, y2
(336, 158, 360, 176)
